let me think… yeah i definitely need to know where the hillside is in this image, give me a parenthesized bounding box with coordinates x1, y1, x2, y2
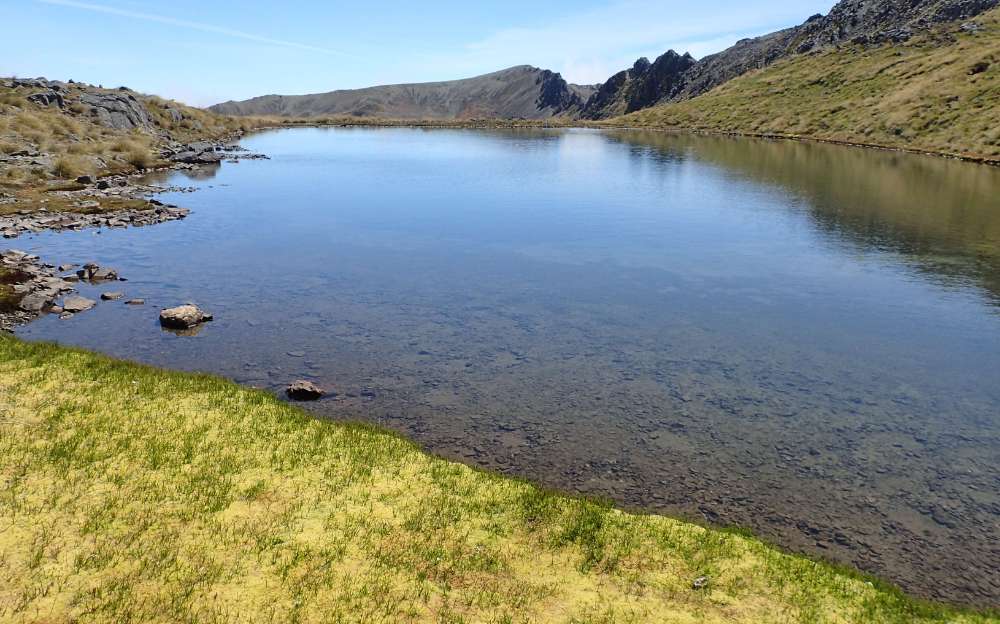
(0, 77, 258, 189)
(583, 0, 999, 119)
(211, 66, 596, 120)
(612, 6, 1000, 162)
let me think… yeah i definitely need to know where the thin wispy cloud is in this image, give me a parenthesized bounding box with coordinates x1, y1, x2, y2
(34, 0, 358, 58)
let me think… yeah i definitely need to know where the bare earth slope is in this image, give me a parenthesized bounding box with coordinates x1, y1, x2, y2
(211, 66, 594, 120)
(614, 7, 1000, 163)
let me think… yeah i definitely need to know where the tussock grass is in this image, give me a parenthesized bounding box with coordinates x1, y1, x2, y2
(0, 336, 993, 623)
(51, 154, 87, 179)
(615, 8, 1000, 162)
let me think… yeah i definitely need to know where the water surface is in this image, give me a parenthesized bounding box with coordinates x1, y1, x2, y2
(15, 128, 1000, 606)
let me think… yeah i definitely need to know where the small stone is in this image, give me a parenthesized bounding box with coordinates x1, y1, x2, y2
(286, 380, 325, 401)
(692, 576, 710, 590)
(125, 298, 145, 306)
(75, 175, 94, 184)
(96, 180, 111, 190)
(101, 291, 124, 301)
(58, 263, 75, 272)
(287, 351, 306, 357)
(59, 312, 74, 320)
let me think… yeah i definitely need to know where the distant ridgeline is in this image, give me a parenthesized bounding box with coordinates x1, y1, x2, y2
(211, 0, 999, 121)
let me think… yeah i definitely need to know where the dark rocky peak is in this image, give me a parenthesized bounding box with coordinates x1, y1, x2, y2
(535, 69, 586, 113)
(625, 50, 697, 113)
(632, 57, 652, 75)
(582, 50, 697, 119)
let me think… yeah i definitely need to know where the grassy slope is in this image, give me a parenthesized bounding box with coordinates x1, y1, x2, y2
(0, 337, 994, 623)
(615, 8, 1000, 162)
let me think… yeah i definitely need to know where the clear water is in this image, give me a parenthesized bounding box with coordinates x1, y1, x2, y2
(14, 128, 1000, 606)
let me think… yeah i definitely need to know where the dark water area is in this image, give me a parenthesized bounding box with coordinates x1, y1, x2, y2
(14, 128, 1000, 606)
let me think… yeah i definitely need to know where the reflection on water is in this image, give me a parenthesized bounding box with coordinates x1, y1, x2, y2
(609, 131, 1000, 304)
(14, 127, 1000, 606)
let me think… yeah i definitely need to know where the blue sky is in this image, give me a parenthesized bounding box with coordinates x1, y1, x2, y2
(2, 0, 835, 106)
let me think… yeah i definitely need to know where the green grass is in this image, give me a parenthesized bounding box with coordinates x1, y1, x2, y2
(0, 336, 995, 623)
(614, 8, 1000, 162)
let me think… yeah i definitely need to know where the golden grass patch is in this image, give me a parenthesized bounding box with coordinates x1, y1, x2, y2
(0, 337, 993, 623)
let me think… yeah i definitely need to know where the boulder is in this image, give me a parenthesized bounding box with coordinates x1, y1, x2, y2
(18, 292, 50, 313)
(78, 92, 154, 131)
(62, 295, 96, 313)
(286, 380, 325, 401)
(159, 304, 213, 329)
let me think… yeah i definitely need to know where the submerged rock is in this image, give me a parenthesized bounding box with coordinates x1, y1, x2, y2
(286, 380, 325, 401)
(62, 295, 96, 313)
(100, 291, 123, 301)
(159, 304, 213, 329)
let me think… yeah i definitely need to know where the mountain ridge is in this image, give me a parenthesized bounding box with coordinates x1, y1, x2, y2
(210, 66, 595, 120)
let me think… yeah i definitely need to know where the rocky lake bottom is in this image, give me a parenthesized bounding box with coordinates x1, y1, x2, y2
(9, 127, 1000, 607)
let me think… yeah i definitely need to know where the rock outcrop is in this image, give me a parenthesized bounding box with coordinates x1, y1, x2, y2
(77, 90, 155, 131)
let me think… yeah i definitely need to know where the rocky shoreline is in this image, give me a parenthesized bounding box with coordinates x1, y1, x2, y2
(0, 137, 267, 332)
(0, 250, 114, 331)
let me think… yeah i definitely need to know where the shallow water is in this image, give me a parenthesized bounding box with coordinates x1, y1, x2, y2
(15, 128, 1000, 606)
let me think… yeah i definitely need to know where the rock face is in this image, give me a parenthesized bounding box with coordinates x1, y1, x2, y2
(210, 66, 594, 120)
(286, 380, 325, 401)
(582, 0, 1000, 118)
(159, 304, 213, 330)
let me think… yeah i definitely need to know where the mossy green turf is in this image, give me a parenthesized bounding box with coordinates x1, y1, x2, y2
(0, 336, 995, 623)
(615, 8, 1000, 163)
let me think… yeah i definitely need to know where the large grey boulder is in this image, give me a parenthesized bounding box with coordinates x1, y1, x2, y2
(78, 91, 154, 131)
(159, 304, 213, 329)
